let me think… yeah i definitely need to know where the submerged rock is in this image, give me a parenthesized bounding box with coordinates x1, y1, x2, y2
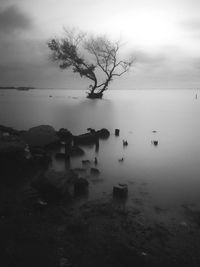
(57, 128, 72, 142)
(96, 128, 110, 139)
(115, 129, 120, 136)
(0, 125, 20, 135)
(68, 146, 85, 157)
(0, 133, 26, 156)
(74, 177, 89, 195)
(73, 132, 98, 145)
(152, 140, 158, 146)
(32, 169, 76, 201)
(73, 128, 110, 145)
(21, 125, 59, 147)
(113, 184, 128, 198)
(90, 167, 100, 175)
(82, 159, 91, 165)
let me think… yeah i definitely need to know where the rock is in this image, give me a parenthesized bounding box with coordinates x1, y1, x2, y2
(90, 167, 100, 175)
(115, 129, 120, 136)
(74, 177, 89, 195)
(0, 133, 26, 156)
(94, 157, 98, 165)
(73, 132, 98, 145)
(68, 216, 89, 233)
(96, 128, 110, 139)
(59, 257, 71, 267)
(29, 146, 51, 167)
(82, 159, 91, 165)
(123, 140, 128, 146)
(57, 128, 72, 142)
(87, 128, 96, 133)
(0, 132, 33, 182)
(31, 153, 52, 167)
(74, 168, 87, 173)
(21, 125, 59, 147)
(20, 185, 47, 211)
(32, 170, 75, 201)
(55, 152, 66, 159)
(0, 125, 19, 135)
(152, 140, 158, 146)
(68, 146, 85, 157)
(113, 184, 128, 198)
(74, 128, 110, 145)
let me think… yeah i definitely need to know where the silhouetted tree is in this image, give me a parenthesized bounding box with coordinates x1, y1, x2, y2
(48, 29, 134, 98)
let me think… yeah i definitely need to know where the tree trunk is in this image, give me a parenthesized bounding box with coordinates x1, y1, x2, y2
(87, 84, 103, 99)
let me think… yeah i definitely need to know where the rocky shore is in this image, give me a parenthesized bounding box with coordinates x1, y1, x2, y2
(0, 124, 200, 267)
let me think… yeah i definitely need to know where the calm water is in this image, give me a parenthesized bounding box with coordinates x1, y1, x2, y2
(1, 89, 200, 216)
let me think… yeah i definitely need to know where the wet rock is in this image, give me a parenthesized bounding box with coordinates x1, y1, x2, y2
(31, 153, 52, 167)
(94, 157, 98, 165)
(74, 168, 87, 173)
(55, 152, 66, 159)
(123, 140, 128, 146)
(73, 132, 98, 145)
(152, 140, 158, 146)
(32, 170, 75, 201)
(74, 128, 110, 145)
(115, 129, 120, 136)
(96, 128, 110, 139)
(82, 159, 91, 165)
(57, 128, 72, 142)
(68, 216, 89, 233)
(74, 177, 89, 195)
(0, 133, 26, 156)
(0, 132, 27, 178)
(87, 128, 96, 133)
(90, 167, 100, 175)
(0, 125, 19, 135)
(20, 185, 48, 212)
(68, 146, 85, 157)
(113, 184, 128, 198)
(21, 125, 59, 147)
(59, 257, 71, 267)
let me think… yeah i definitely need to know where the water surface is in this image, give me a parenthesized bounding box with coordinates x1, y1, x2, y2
(1, 89, 200, 218)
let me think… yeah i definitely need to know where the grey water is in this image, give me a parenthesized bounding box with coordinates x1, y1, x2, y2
(1, 89, 200, 218)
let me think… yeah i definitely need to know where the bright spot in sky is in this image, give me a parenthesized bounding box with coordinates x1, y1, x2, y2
(109, 9, 178, 48)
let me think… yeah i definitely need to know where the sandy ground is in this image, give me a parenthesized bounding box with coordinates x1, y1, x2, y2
(1, 188, 200, 267)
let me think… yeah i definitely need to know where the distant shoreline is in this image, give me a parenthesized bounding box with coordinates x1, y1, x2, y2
(0, 86, 35, 90)
(0, 87, 200, 90)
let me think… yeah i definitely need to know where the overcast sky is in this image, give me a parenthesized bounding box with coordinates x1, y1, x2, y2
(0, 0, 200, 89)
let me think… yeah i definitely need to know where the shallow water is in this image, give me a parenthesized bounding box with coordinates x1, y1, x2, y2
(1, 89, 200, 215)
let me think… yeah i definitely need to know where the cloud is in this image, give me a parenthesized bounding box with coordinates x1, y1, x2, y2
(135, 51, 166, 65)
(180, 19, 200, 39)
(0, 5, 32, 34)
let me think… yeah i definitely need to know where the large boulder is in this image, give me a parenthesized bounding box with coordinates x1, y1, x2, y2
(0, 132, 27, 181)
(0, 133, 26, 156)
(32, 169, 77, 201)
(57, 128, 72, 142)
(0, 125, 19, 136)
(68, 146, 85, 157)
(96, 128, 110, 139)
(21, 125, 59, 147)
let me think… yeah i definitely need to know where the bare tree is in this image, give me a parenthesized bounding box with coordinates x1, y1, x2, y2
(48, 29, 135, 98)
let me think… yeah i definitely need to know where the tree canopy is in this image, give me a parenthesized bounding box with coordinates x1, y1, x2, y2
(48, 29, 135, 98)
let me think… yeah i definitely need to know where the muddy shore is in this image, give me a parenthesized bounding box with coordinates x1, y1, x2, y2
(0, 124, 200, 267)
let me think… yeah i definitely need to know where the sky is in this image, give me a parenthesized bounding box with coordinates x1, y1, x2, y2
(0, 0, 200, 89)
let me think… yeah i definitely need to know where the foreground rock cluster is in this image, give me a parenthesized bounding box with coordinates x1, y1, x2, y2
(1, 124, 199, 267)
(0, 124, 110, 206)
